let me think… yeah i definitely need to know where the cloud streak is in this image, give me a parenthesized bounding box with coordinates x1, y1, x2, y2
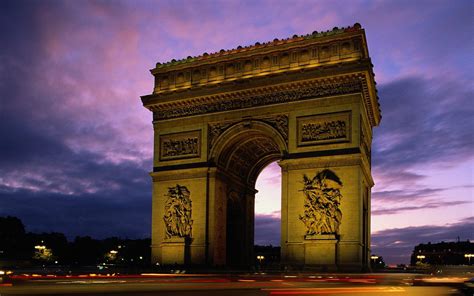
(372, 201, 471, 216)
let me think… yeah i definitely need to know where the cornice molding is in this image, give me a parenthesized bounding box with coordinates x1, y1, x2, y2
(148, 73, 380, 125)
(151, 24, 366, 73)
(142, 25, 381, 126)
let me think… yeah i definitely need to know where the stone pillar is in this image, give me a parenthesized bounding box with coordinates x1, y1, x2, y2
(280, 155, 368, 271)
(150, 168, 209, 266)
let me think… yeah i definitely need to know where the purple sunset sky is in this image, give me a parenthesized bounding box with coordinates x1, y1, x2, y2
(0, 0, 472, 264)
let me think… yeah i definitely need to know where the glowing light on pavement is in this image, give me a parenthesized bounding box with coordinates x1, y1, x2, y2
(264, 287, 406, 295)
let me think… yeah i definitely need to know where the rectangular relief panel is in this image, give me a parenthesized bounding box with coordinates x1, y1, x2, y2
(159, 130, 201, 161)
(297, 111, 351, 146)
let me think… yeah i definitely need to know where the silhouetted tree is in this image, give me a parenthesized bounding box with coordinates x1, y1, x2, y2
(0, 216, 152, 268)
(0, 216, 31, 259)
(71, 236, 102, 266)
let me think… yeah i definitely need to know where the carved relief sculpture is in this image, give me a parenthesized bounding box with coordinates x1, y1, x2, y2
(163, 185, 193, 238)
(300, 169, 343, 236)
(159, 130, 201, 161)
(301, 120, 346, 142)
(297, 112, 350, 146)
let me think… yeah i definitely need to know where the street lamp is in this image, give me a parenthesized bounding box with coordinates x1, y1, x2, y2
(257, 255, 265, 265)
(465, 254, 473, 265)
(416, 255, 426, 262)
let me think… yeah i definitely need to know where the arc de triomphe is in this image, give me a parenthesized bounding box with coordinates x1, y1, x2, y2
(141, 24, 380, 271)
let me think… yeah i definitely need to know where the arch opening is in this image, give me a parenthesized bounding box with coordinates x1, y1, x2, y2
(211, 121, 286, 266)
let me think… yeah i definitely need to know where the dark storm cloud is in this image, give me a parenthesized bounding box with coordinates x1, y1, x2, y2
(372, 217, 474, 264)
(0, 2, 87, 167)
(373, 77, 473, 172)
(0, 115, 152, 237)
(0, 1, 152, 239)
(0, 3, 64, 166)
(0, 186, 150, 239)
(371, 76, 474, 215)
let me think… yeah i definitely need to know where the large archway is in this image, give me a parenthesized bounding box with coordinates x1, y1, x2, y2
(142, 24, 380, 271)
(209, 121, 286, 266)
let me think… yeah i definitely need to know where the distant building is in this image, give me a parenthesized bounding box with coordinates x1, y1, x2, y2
(411, 240, 473, 266)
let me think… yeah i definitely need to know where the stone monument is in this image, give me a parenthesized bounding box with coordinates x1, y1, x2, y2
(141, 23, 380, 271)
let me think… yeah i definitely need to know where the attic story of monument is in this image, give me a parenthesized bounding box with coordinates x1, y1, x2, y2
(141, 23, 381, 271)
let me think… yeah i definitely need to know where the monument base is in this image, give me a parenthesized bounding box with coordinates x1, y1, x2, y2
(304, 234, 339, 271)
(160, 237, 189, 265)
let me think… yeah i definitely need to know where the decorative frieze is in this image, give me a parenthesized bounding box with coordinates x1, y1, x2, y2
(163, 185, 193, 238)
(300, 169, 343, 236)
(159, 130, 201, 161)
(154, 80, 361, 120)
(297, 112, 351, 146)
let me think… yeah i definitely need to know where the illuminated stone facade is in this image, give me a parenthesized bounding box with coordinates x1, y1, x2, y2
(141, 24, 380, 271)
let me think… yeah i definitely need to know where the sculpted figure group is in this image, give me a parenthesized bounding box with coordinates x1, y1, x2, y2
(163, 184, 193, 238)
(300, 169, 343, 235)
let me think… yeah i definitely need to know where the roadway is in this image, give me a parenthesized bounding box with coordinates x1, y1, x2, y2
(0, 273, 471, 295)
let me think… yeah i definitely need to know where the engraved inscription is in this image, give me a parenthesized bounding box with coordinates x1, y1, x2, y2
(300, 169, 343, 236)
(163, 184, 193, 238)
(297, 112, 350, 146)
(160, 130, 201, 161)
